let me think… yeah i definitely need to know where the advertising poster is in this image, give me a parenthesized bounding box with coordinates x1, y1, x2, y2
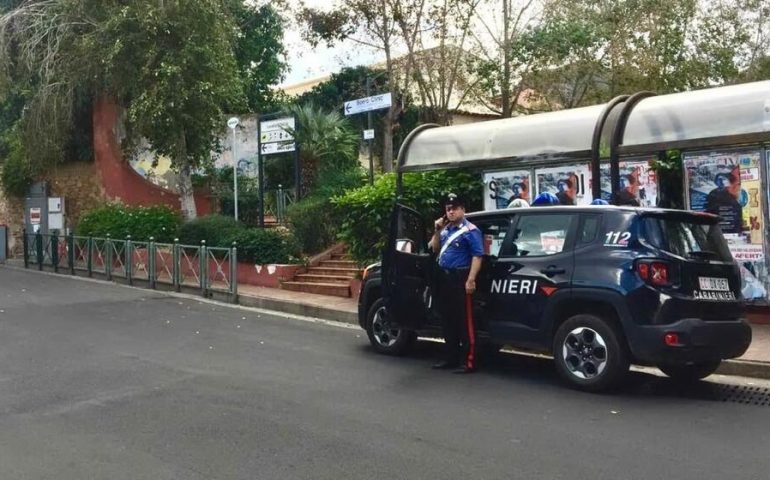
(685, 150, 768, 301)
(483, 170, 531, 210)
(535, 164, 591, 206)
(599, 160, 658, 207)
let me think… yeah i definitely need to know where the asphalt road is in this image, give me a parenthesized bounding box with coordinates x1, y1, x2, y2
(1, 267, 769, 480)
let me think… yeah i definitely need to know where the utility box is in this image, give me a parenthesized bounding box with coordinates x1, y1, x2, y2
(48, 197, 65, 233)
(24, 182, 48, 234)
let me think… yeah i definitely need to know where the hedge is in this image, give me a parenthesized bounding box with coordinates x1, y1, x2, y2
(77, 204, 181, 242)
(178, 214, 243, 246)
(332, 170, 483, 262)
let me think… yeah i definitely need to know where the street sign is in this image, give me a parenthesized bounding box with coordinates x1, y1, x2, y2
(259, 117, 296, 155)
(227, 117, 240, 130)
(30, 207, 41, 225)
(261, 142, 295, 155)
(344, 93, 392, 116)
(363, 129, 375, 140)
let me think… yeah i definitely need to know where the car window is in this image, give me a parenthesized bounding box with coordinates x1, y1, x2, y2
(474, 217, 513, 258)
(579, 215, 600, 244)
(511, 214, 573, 257)
(395, 208, 426, 254)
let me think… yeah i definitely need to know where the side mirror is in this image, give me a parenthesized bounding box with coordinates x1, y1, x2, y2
(396, 239, 415, 253)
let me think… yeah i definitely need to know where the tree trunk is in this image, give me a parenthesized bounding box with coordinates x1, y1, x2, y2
(382, 103, 398, 173)
(177, 161, 197, 221)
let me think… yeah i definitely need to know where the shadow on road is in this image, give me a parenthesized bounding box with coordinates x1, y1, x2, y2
(360, 339, 770, 408)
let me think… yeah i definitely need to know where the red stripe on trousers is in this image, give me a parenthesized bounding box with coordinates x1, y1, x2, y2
(465, 294, 475, 369)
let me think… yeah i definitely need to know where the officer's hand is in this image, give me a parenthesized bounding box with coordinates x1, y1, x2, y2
(434, 217, 447, 231)
(465, 278, 476, 294)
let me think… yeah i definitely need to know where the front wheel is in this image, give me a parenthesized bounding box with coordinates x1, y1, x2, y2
(365, 298, 416, 356)
(658, 360, 721, 382)
(553, 314, 629, 392)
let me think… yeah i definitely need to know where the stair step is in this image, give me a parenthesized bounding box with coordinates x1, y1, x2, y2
(330, 253, 353, 260)
(307, 267, 359, 277)
(320, 260, 358, 268)
(282, 282, 350, 297)
(295, 274, 352, 285)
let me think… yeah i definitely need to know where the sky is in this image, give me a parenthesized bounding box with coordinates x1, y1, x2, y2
(278, 0, 382, 86)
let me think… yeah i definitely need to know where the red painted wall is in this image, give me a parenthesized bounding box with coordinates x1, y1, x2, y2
(92, 96, 213, 215)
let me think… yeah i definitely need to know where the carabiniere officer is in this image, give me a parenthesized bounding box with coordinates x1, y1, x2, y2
(429, 193, 484, 374)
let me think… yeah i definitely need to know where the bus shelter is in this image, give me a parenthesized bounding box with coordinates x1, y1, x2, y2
(396, 80, 770, 304)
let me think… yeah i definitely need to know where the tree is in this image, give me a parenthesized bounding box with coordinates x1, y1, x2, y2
(285, 103, 360, 195)
(101, 1, 246, 219)
(0, 0, 288, 219)
(227, 1, 288, 112)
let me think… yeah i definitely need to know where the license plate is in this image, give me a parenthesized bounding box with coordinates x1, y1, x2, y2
(698, 277, 730, 292)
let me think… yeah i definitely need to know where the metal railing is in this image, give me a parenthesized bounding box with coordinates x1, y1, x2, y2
(264, 185, 295, 224)
(22, 231, 238, 301)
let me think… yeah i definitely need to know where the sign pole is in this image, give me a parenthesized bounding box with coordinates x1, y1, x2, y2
(257, 116, 265, 228)
(227, 117, 240, 222)
(366, 77, 374, 185)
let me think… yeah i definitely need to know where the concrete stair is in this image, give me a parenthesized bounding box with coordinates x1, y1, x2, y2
(280, 247, 361, 298)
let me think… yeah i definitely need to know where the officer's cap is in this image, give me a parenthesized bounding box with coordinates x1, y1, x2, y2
(444, 192, 465, 208)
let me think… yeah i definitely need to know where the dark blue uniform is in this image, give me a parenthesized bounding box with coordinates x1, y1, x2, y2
(436, 219, 483, 370)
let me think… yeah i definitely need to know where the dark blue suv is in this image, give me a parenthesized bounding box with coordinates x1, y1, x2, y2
(357, 205, 752, 391)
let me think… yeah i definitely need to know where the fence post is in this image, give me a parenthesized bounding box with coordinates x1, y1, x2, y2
(36, 231, 43, 271)
(87, 237, 93, 277)
(106, 234, 113, 281)
(23, 229, 28, 268)
(68, 233, 75, 275)
(173, 238, 181, 292)
(200, 240, 208, 296)
(148, 237, 156, 289)
(51, 231, 59, 273)
(126, 235, 133, 285)
(230, 241, 238, 303)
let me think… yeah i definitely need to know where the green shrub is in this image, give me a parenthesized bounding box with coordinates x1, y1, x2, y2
(332, 170, 483, 262)
(287, 167, 365, 254)
(0, 131, 34, 198)
(178, 214, 243, 246)
(287, 195, 335, 254)
(77, 204, 181, 242)
(228, 228, 302, 265)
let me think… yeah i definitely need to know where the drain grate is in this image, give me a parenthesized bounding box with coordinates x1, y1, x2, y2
(715, 385, 770, 407)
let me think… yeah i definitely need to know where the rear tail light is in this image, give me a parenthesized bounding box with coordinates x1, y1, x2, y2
(636, 260, 672, 287)
(664, 332, 681, 346)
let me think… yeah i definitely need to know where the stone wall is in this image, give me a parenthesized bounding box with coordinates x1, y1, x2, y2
(45, 161, 108, 228)
(0, 162, 107, 256)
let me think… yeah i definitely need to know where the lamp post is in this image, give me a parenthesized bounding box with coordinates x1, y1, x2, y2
(227, 117, 240, 221)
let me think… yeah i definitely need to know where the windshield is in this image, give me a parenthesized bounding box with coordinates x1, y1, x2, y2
(642, 216, 733, 262)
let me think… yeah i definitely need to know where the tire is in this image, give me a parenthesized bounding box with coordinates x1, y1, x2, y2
(553, 314, 630, 393)
(658, 360, 721, 382)
(365, 298, 416, 356)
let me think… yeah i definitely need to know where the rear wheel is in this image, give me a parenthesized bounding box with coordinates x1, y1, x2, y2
(553, 314, 629, 392)
(365, 298, 416, 356)
(658, 360, 721, 382)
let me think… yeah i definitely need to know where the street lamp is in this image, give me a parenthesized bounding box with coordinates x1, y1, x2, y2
(227, 117, 240, 221)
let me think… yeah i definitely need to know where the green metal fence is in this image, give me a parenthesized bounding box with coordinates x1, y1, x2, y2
(22, 231, 238, 301)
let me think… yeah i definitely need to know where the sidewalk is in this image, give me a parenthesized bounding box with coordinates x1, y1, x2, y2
(3, 261, 769, 379)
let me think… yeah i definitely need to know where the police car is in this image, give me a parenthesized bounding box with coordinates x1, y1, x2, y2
(357, 204, 752, 392)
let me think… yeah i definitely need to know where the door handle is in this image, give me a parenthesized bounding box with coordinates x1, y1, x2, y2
(540, 266, 566, 277)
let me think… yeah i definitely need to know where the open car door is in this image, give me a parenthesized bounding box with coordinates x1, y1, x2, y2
(382, 204, 433, 329)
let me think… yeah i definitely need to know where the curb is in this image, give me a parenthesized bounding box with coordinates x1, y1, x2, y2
(717, 359, 770, 381)
(3, 262, 768, 380)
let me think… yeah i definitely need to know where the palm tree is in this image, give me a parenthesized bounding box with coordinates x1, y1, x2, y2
(286, 104, 360, 196)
